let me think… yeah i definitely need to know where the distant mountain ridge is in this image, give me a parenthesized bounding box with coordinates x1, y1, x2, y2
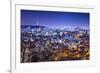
(21, 25, 46, 29)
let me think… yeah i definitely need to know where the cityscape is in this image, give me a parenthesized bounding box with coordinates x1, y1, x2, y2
(21, 10, 90, 63)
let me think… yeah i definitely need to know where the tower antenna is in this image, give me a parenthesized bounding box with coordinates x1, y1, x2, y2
(36, 20, 39, 25)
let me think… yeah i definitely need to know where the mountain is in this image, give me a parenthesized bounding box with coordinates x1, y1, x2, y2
(21, 25, 46, 29)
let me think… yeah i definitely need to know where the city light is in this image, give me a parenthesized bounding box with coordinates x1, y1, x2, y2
(21, 10, 90, 63)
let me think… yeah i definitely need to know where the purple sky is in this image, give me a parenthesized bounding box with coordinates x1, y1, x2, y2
(21, 10, 90, 29)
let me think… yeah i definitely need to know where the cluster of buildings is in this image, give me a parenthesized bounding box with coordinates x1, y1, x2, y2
(21, 24, 90, 63)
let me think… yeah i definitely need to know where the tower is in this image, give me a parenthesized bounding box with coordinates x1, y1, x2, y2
(36, 20, 39, 25)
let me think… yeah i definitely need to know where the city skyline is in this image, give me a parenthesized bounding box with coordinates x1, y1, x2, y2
(21, 10, 90, 29)
(21, 9, 90, 62)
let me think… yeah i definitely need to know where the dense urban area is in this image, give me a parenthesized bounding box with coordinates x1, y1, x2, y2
(21, 24, 90, 63)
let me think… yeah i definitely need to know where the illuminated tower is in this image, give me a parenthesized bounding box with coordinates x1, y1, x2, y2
(36, 20, 40, 26)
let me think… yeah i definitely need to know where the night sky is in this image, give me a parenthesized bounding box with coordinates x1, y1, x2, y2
(21, 10, 90, 29)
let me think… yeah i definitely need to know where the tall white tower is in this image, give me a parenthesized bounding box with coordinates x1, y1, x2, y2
(36, 20, 39, 25)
